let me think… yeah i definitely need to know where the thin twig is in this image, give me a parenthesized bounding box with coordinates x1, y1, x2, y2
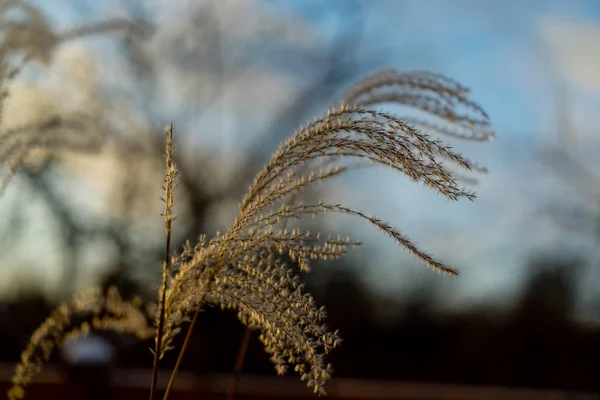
(163, 306, 200, 400)
(163, 245, 225, 399)
(226, 327, 253, 400)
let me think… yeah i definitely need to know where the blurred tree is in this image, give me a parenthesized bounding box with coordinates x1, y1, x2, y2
(0, 0, 384, 303)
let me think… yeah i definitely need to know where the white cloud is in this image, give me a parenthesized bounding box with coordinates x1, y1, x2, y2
(538, 15, 600, 93)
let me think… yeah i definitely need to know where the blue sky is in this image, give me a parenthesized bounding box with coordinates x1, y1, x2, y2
(247, 0, 600, 302)
(13, 0, 600, 319)
(276, 0, 600, 316)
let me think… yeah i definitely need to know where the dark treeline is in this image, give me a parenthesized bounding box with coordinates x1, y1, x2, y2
(1, 252, 599, 392)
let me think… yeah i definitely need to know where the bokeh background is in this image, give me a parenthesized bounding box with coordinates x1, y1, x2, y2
(1, 0, 600, 398)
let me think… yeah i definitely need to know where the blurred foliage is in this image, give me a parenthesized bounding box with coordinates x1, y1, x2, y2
(1, 251, 599, 392)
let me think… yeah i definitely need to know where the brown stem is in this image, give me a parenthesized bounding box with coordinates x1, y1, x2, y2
(162, 308, 200, 400)
(226, 327, 253, 400)
(149, 243, 171, 400)
(163, 230, 228, 399)
(150, 123, 175, 400)
(225, 222, 291, 400)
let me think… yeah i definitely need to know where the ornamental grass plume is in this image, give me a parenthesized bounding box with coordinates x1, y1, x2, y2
(8, 68, 493, 399)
